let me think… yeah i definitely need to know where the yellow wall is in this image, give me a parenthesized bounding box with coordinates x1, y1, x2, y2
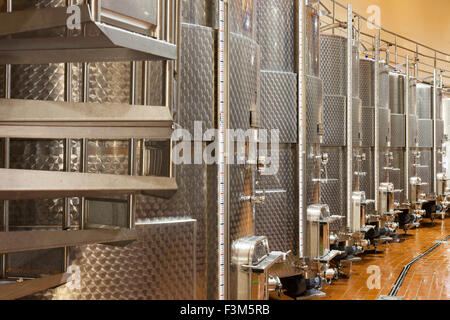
(348, 0, 450, 55)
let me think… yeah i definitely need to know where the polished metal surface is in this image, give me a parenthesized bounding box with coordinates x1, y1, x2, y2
(320, 34, 359, 98)
(418, 119, 433, 148)
(305, 5, 320, 77)
(229, 0, 257, 40)
(416, 83, 432, 120)
(260, 72, 298, 143)
(391, 114, 406, 148)
(0, 169, 177, 200)
(0, 229, 138, 254)
(359, 59, 389, 109)
(256, 147, 297, 253)
(306, 76, 323, 144)
(178, 23, 214, 136)
(322, 95, 347, 146)
(181, 0, 216, 27)
(229, 33, 259, 131)
(0, 5, 177, 64)
(256, 0, 295, 73)
(28, 220, 197, 300)
(0, 99, 173, 140)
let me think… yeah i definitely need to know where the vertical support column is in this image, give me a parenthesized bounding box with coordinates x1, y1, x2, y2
(374, 33, 380, 211)
(296, 0, 307, 258)
(433, 68, 438, 193)
(217, 0, 230, 300)
(80, 59, 89, 230)
(63, 0, 75, 272)
(346, 5, 353, 228)
(127, 62, 139, 230)
(405, 56, 410, 200)
(1, 0, 12, 280)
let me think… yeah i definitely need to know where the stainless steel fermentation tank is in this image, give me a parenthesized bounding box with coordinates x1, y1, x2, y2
(388, 73, 419, 205)
(416, 83, 434, 196)
(319, 34, 362, 238)
(359, 58, 390, 209)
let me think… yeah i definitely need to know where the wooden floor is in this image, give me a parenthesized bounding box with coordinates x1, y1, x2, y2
(312, 218, 450, 300)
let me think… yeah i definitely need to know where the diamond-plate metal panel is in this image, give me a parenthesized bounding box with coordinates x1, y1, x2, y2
(409, 115, 419, 147)
(179, 23, 214, 137)
(359, 59, 390, 109)
(353, 98, 362, 147)
(360, 148, 374, 200)
(28, 220, 197, 300)
(391, 148, 405, 202)
(135, 145, 209, 300)
(89, 62, 131, 104)
(256, 147, 296, 252)
(391, 114, 406, 148)
(306, 75, 323, 144)
(320, 35, 345, 97)
(320, 147, 346, 229)
(322, 95, 346, 146)
(230, 33, 260, 131)
(416, 83, 432, 119)
(418, 119, 433, 148)
(320, 35, 359, 97)
(436, 119, 444, 148)
(11, 64, 65, 101)
(230, 163, 253, 242)
(260, 71, 298, 143)
(229, 0, 256, 39)
(379, 107, 391, 147)
(361, 107, 374, 147)
(256, 0, 295, 72)
(417, 148, 432, 195)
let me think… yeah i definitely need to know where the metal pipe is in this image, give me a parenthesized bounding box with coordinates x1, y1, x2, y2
(80, 62, 89, 230)
(405, 56, 410, 200)
(346, 4, 353, 229)
(325, 0, 450, 58)
(297, 0, 307, 259)
(2, 0, 12, 279)
(320, 22, 346, 32)
(433, 69, 437, 193)
(374, 33, 380, 211)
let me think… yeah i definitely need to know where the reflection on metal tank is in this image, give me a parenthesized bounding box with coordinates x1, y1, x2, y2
(319, 34, 360, 232)
(416, 83, 433, 194)
(255, 0, 298, 257)
(358, 59, 392, 198)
